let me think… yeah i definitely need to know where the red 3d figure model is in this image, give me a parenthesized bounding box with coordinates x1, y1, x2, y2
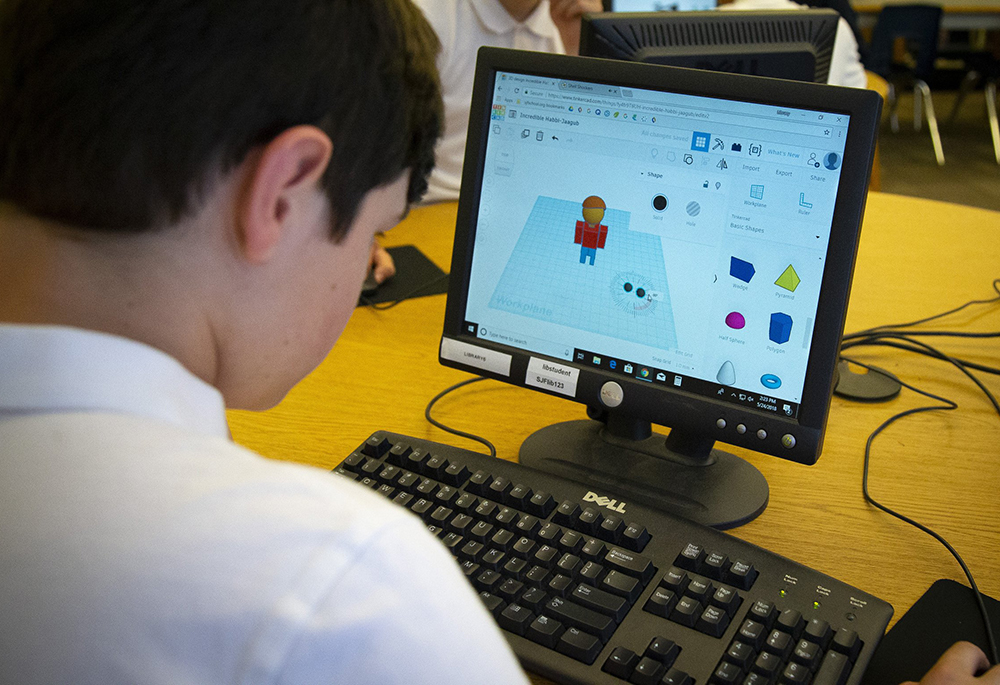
(574, 195, 608, 266)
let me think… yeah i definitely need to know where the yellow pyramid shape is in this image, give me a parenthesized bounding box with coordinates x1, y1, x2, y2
(775, 264, 800, 292)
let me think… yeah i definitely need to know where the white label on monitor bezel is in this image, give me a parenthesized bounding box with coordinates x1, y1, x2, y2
(440, 338, 512, 377)
(525, 357, 580, 398)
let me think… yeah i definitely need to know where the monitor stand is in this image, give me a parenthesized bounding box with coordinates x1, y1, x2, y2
(518, 413, 769, 530)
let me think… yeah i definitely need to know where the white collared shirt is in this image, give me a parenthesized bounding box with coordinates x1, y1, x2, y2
(0, 324, 527, 684)
(414, 0, 565, 203)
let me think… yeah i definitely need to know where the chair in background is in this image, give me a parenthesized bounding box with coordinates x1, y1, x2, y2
(941, 42, 1000, 164)
(867, 4, 945, 165)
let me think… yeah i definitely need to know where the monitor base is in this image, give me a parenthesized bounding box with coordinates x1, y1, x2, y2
(518, 420, 769, 530)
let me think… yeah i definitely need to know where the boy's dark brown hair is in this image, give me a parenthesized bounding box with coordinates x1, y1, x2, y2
(0, 0, 442, 238)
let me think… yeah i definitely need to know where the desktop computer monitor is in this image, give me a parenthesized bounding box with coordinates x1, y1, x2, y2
(581, 9, 840, 83)
(440, 47, 881, 529)
(603, 0, 718, 12)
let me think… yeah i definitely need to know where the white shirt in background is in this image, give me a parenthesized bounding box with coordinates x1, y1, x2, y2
(414, 0, 565, 203)
(720, 0, 868, 88)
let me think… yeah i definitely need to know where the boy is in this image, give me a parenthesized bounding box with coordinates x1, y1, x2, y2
(0, 1, 527, 682)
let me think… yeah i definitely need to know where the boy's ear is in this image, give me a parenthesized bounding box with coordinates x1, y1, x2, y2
(238, 125, 333, 264)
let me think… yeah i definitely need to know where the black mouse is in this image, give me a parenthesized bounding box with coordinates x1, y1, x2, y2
(361, 269, 380, 296)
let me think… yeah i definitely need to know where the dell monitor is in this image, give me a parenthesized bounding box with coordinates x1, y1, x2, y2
(440, 47, 880, 529)
(581, 9, 840, 83)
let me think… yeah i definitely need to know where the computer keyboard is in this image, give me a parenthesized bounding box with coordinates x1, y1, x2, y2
(333, 431, 893, 685)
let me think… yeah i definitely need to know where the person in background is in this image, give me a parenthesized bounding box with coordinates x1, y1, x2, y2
(0, 1, 528, 682)
(718, 0, 868, 88)
(414, 0, 603, 203)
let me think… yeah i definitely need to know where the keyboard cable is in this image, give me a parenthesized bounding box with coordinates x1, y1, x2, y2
(424, 375, 497, 458)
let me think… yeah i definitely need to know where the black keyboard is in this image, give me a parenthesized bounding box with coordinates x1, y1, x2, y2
(333, 431, 893, 685)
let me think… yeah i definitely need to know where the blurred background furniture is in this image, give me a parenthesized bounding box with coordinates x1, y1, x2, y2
(867, 3, 946, 165)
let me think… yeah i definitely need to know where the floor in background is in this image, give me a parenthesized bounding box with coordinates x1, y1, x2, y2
(877, 89, 1000, 212)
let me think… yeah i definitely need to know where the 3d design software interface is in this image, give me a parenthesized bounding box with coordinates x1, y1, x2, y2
(464, 71, 850, 419)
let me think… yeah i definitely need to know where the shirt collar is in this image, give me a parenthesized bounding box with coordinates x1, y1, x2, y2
(0, 324, 229, 439)
(470, 0, 558, 40)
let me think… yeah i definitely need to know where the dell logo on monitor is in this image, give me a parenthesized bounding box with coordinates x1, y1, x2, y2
(583, 491, 627, 514)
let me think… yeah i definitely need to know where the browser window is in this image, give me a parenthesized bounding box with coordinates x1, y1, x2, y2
(464, 70, 851, 417)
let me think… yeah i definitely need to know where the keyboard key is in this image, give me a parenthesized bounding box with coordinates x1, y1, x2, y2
(453, 491, 477, 514)
(727, 560, 758, 589)
(643, 588, 678, 618)
(442, 462, 471, 486)
(662, 667, 694, 685)
(791, 638, 822, 671)
(448, 513, 474, 535)
(385, 442, 412, 466)
(724, 640, 755, 671)
(711, 660, 744, 684)
(830, 628, 862, 661)
(360, 458, 382, 478)
(490, 528, 515, 552)
(812, 649, 852, 685)
(553, 500, 581, 526)
(685, 575, 714, 603)
(441, 532, 463, 554)
(576, 507, 604, 535)
(777, 609, 805, 639)
(557, 552, 582, 577)
(579, 561, 604, 584)
(604, 547, 655, 583)
(559, 530, 585, 555)
(481, 548, 506, 570)
(519, 586, 548, 612)
(749, 599, 778, 628)
(526, 490, 556, 517)
(804, 618, 834, 649)
(545, 596, 616, 643)
(488, 476, 513, 502)
(378, 464, 401, 484)
(631, 656, 666, 685)
(478, 591, 505, 617)
(423, 454, 448, 479)
(598, 515, 625, 543)
(459, 540, 485, 562)
(780, 660, 812, 684)
(515, 514, 541, 538)
(465, 469, 492, 495)
(670, 595, 703, 628)
(495, 506, 520, 526)
(533, 544, 560, 568)
(405, 448, 429, 473)
(581, 538, 607, 562)
(676, 543, 706, 571)
(499, 578, 525, 603)
(507, 483, 533, 510)
(752, 650, 783, 679)
(573, 583, 629, 623)
(469, 520, 494, 542)
(621, 523, 651, 552)
(391, 491, 414, 508)
(396, 471, 420, 492)
(764, 629, 794, 659)
(557, 626, 603, 665)
(340, 451, 365, 471)
(503, 556, 529, 580)
(703, 551, 730, 580)
(711, 585, 743, 617)
(526, 614, 564, 648)
(601, 570, 642, 603)
(538, 522, 562, 543)
(660, 566, 690, 594)
(512, 536, 537, 559)
(697, 604, 731, 637)
(738, 619, 767, 650)
(525, 566, 551, 588)
(434, 485, 458, 504)
(414, 478, 438, 498)
(475, 499, 498, 520)
(603, 646, 639, 679)
(644, 637, 680, 667)
(547, 574, 574, 597)
(361, 435, 390, 458)
(498, 603, 534, 636)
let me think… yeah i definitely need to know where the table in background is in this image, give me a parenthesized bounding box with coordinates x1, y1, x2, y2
(229, 193, 1000, 679)
(854, 1, 1000, 31)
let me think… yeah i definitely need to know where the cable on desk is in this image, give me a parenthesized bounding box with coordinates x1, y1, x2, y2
(359, 273, 449, 311)
(840, 302, 1000, 666)
(424, 376, 497, 459)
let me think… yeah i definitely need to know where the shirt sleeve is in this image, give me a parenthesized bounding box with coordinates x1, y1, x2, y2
(828, 17, 867, 89)
(271, 516, 530, 685)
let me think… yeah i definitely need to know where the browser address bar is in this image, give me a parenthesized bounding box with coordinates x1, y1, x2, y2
(541, 91, 832, 139)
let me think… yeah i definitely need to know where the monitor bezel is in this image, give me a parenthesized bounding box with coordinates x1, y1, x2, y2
(440, 47, 881, 465)
(580, 9, 840, 84)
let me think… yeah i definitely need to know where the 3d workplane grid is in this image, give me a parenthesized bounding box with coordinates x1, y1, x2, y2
(489, 195, 678, 350)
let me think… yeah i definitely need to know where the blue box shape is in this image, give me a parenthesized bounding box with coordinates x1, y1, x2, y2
(769, 312, 793, 344)
(730, 257, 755, 283)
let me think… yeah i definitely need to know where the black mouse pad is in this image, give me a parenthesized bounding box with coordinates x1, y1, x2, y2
(862, 579, 1000, 684)
(357, 245, 448, 307)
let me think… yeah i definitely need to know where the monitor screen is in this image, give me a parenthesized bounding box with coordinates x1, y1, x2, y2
(440, 48, 880, 528)
(581, 10, 840, 84)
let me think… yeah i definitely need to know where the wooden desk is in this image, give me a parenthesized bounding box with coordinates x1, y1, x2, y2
(229, 193, 1000, 665)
